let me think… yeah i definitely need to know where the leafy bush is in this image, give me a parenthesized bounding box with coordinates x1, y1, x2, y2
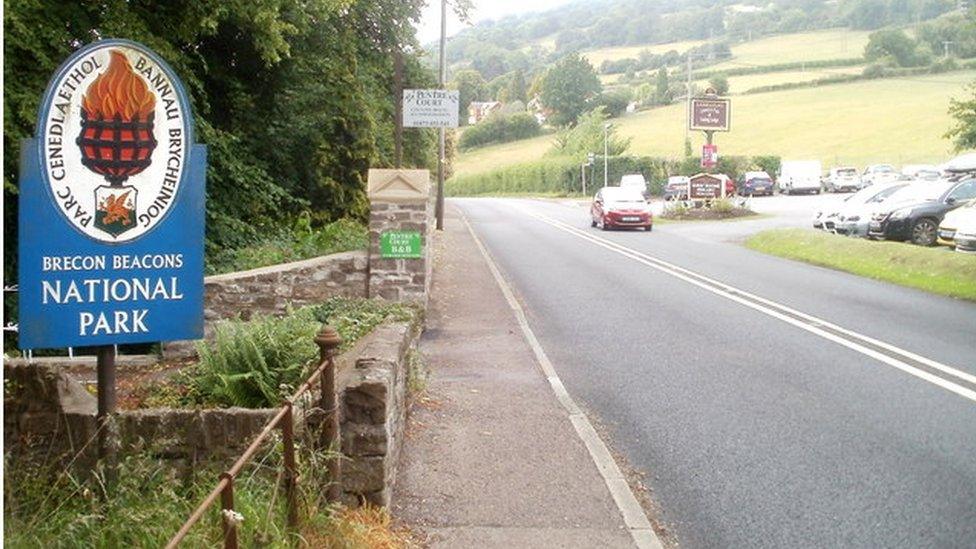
(206, 216, 367, 275)
(550, 107, 632, 159)
(190, 310, 321, 408)
(185, 298, 416, 408)
(458, 113, 541, 150)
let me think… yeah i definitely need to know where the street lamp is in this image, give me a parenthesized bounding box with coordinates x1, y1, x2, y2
(604, 122, 612, 187)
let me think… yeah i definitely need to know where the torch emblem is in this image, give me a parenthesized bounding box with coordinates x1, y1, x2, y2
(76, 50, 157, 237)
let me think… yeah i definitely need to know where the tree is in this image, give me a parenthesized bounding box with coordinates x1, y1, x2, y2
(709, 75, 730, 95)
(864, 29, 921, 67)
(595, 89, 631, 118)
(550, 107, 631, 159)
(946, 82, 976, 151)
(504, 69, 528, 103)
(656, 67, 673, 105)
(539, 53, 602, 126)
(451, 69, 489, 125)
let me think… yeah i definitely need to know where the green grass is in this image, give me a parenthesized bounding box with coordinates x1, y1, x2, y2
(695, 65, 865, 94)
(709, 29, 871, 71)
(453, 70, 971, 180)
(745, 229, 976, 301)
(583, 39, 707, 66)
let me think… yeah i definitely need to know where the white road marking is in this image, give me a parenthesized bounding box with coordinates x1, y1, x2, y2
(517, 205, 976, 404)
(461, 214, 664, 549)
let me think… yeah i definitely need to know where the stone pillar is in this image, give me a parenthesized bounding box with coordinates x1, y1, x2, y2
(367, 169, 432, 304)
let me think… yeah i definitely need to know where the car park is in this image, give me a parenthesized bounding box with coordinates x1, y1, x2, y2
(663, 176, 690, 201)
(867, 177, 976, 245)
(823, 167, 861, 192)
(833, 182, 908, 237)
(937, 199, 976, 248)
(779, 160, 822, 195)
(861, 164, 900, 186)
(591, 186, 653, 231)
(737, 171, 774, 196)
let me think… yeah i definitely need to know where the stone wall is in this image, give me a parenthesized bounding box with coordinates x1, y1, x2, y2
(338, 320, 419, 507)
(5, 317, 422, 508)
(368, 201, 433, 304)
(205, 250, 368, 321)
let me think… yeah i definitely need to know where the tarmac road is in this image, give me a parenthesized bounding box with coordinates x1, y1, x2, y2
(453, 197, 976, 549)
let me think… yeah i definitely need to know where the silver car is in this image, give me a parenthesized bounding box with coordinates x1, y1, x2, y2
(834, 181, 909, 237)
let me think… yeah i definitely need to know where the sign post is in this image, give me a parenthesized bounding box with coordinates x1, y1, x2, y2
(402, 88, 459, 232)
(689, 91, 731, 175)
(18, 40, 206, 475)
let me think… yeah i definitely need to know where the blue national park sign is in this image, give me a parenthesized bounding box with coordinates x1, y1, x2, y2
(18, 39, 206, 349)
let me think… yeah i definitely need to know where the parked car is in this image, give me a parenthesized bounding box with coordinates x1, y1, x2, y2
(620, 173, 648, 197)
(937, 199, 976, 248)
(779, 160, 822, 195)
(823, 167, 861, 192)
(951, 217, 976, 254)
(867, 177, 976, 245)
(901, 164, 941, 182)
(591, 186, 653, 231)
(819, 195, 854, 232)
(834, 182, 909, 237)
(861, 164, 900, 186)
(663, 176, 690, 201)
(737, 171, 774, 196)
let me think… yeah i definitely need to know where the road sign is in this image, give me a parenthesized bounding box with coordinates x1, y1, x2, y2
(18, 39, 206, 349)
(689, 97, 731, 132)
(380, 231, 423, 259)
(702, 144, 719, 168)
(403, 89, 459, 128)
(689, 173, 724, 199)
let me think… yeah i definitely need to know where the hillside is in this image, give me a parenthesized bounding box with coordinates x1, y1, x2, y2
(454, 70, 971, 177)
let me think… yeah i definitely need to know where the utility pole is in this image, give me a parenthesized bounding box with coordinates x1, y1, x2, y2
(686, 55, 692, 140)
(436, 0, 447, 230)
(944, 41, 954, 60)
(604, 123, 611, 186)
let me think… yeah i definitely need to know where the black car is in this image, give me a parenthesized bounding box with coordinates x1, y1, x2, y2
(737, 172, 775, 196)
(867, 177, 976, 245)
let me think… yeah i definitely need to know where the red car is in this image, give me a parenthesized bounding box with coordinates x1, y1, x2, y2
(591, 186, 653, 231)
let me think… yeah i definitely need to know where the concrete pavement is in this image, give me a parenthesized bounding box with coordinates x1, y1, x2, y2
(392, 204, 661, 548)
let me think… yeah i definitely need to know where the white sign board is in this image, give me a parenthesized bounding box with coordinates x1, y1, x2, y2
(403, 89, 459, 128)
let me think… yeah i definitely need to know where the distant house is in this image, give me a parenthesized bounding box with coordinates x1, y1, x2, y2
(526, 96, 549, 125)
(468, 101, 501, 125)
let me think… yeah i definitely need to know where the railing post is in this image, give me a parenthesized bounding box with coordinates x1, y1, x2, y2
(220, 473, 239, 549)
(281, 402, 299, 531)
(314, 325, 342, 503)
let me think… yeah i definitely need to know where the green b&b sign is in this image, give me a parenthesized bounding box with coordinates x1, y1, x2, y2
(380, 230, 422, 259)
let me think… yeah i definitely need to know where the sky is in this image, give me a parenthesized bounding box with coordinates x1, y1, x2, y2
(415, 0, 574, 45)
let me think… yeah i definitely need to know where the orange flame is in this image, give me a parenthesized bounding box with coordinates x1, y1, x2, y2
(81, 50, 156, 121)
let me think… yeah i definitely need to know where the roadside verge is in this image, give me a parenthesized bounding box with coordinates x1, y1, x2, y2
(745, 229, 976, 301)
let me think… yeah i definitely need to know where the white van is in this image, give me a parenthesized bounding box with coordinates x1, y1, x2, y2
(619, 174, 648, 195)
(779, 160, 822, 195)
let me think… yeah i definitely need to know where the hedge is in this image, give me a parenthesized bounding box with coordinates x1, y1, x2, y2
(446, 154, 782, 197)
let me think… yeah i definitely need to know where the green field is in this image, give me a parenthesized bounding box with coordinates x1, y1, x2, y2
(709, 29, 871, 71)
(583, 39, 707, 66)
(454, 71, 971, 177)
(695, 65, 865, 94)
(746, 229, 976, 301)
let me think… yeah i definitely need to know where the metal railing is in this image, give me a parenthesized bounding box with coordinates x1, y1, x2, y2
(165, 324, 342, 549)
